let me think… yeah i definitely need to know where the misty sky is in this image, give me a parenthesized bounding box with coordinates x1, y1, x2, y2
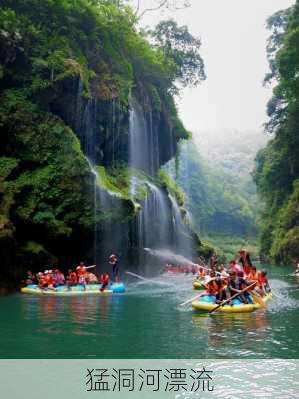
(138, 0, 294, 134)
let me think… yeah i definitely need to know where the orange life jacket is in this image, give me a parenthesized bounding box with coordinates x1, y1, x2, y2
(248, 271, 259, 281)
(205, 280, 219, 295)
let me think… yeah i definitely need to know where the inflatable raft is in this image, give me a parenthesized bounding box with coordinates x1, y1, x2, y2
(21, 282, 126, 295)
(192, 292, 272, 313)
(193, 279, 205, 290)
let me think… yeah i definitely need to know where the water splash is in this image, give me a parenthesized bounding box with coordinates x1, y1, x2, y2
(144, 248, 195, 266)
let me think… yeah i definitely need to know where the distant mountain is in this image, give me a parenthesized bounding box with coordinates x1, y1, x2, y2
(193, 129, 268, 180)
(165, 130, 268, 258)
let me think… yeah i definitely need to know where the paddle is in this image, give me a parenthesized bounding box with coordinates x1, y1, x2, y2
(179, 293, 204, 307)
(209, 281, 257, 314)
(125, 271, 171, 286)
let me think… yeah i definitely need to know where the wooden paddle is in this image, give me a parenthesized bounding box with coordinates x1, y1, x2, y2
(179, 293, 204, 307)
(209, 282, 257, 313)
(86, 265, 96, 270)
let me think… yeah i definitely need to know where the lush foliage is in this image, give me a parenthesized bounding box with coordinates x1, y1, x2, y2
(150, 19, 206, 88)
(164, 139, 261, 260)
(0, 0, 204, 284)
(254, 1, 299, 265)
(169, 140, 258, 235)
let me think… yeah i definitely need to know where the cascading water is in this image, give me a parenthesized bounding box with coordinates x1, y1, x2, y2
(129, 99, 194, 264)
(75, 79, 195, 270)
(169, 194, 192, 258)
(76, 80, 118, 264)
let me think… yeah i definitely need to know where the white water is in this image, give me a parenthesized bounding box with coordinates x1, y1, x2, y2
(144, 248, 195, 266)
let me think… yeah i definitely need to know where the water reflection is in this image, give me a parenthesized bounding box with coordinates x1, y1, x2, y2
(192, 311, 269, 356)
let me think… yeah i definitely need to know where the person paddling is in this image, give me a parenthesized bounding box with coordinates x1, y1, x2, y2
(256, 270, 270, 296)
(229, 271, 252, 304)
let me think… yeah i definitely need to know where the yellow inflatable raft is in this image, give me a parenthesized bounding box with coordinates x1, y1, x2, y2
(192, 292, 272, 313)
(193, 279, 205, 290)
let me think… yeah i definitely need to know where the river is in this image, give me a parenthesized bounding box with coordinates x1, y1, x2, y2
(0, 264, 298, 359)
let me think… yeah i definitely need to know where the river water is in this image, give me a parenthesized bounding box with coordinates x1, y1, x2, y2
(0, 264, 298, 359)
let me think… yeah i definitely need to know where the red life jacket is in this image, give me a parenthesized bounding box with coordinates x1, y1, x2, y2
(76, 266, 86, 276)
(258, 272, 267, 287)
(100, 274, 109, 285)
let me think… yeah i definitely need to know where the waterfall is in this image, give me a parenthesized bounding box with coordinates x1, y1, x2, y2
(128, 99, 194, 265)
(168, 194, 192, 256)
(129, 101, 159, 176)
(137, 182, 170, 249)
(74, 82, 195, 269)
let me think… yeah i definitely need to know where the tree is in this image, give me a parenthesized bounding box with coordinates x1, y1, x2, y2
(133, 0, 190, 19)
(150, 19, 205, 88)
(254, 0, 299, 264)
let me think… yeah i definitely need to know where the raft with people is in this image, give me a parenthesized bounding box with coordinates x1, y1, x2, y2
(184, 249, 273, 314)
(21, 256, 126, 296)
(192, 292, 272, 313)
(21, 282, 126, 295)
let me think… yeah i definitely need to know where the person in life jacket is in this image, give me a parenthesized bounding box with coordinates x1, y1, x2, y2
(87, 272, 98, 284)
(246, 266, 259, 291)
(100, 272, 110, 292)
(229, 271, 251, 304)
(197, 267, 206, 279)
(257, 270, 270, 296)
(38, 272, 48, 289)
(205, 277, 219, 296)
(53, 269, 65, 286)
(239, 249, 253, 277)
(76, 262, 87, 288)
(215, 277, 228, 302)
(66, 269, 78, 288)
(46, 270, 56, 290)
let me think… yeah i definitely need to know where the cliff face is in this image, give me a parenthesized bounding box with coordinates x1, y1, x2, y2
(0, 1, 209, 285)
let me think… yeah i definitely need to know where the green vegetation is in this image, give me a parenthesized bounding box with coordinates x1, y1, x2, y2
(0, 0, 206, 285)
(165, 139, 261, 260)
(96, 165, 149, 201)
(158, 169, 185, 206)
(254, 1, 299, 265)
(204, 235, 259, 263)
(170, 141, 258, 235)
